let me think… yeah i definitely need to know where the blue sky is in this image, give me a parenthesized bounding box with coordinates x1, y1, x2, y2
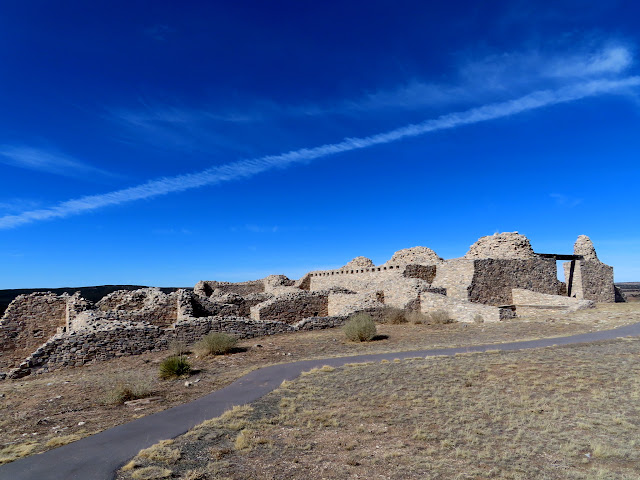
(1, 1, 639, 288)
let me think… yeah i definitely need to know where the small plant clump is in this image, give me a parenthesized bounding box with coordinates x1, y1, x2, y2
(103, 374, 154, 405)
(159, 356, 192, 379)
(423, 309, 455, 324)
(343, 313, 377, 342)
(194, 332, 238, 356)
(383, 307, 408, 324)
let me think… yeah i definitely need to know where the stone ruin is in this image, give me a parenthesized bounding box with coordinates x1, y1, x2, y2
(0, 233, 621, 379)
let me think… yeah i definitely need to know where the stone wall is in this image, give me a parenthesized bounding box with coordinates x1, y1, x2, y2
(419, 292, 511, 323)
(95, 288, 178, 327)
(328, 291, 385, 317)
(564, 260, 615, 303)
(511, 288, 594, 316)
(4, 313, 350, 379)
(431, 259, 476, 301)
(468, 258, 563, 305)
(309, 267, 430, 309)
(194, 280, 265, 297)
(0, 293, 68, 370)
(250, 291, 329, 323)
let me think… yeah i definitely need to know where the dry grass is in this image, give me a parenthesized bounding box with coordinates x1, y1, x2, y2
(0, 442, 37, 464)
(44, 433, 82, 448)
(3, 302, 640, 464)
(102, 373, 154, 405)
(118, 336, 640, 479)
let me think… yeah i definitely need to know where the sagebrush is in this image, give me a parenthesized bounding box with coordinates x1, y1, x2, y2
(194, 332, 238, 356)
(343, 313, 377, 342)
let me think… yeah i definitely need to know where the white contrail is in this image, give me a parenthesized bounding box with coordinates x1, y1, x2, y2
(1, 77, 639, 229)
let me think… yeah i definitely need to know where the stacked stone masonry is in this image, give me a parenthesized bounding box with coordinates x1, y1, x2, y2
(0, 232, 620, 379)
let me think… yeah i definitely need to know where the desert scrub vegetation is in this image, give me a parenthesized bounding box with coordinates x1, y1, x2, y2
(343, 313, 377, 341)
(119, 337, 640, 480)
(103, 373, 154, 404)
(0, 442, 37, 465)
(194, 332, 238, 356)
(158, 356, 192, 379)
(422, 308, 454, 324)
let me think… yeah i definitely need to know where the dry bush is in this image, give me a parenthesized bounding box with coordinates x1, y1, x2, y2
(169, 339, 190, 357)
(383, 308, 408, 324)
(423, 309, 455, 324)
(103, 373, 154, 405)
(137, 439, 181, 464)
(405, 310, 427, 324)
(343, 313, 377, 342)
(194, 332, 238, 356)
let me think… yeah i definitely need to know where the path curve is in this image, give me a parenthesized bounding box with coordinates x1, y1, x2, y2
(3, 322, 640, 480)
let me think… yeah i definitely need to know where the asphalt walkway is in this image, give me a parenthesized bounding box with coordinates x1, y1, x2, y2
(2, 321, 640, 480)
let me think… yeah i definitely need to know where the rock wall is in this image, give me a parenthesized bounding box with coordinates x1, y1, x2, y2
(564, 260, 615, 303)
(562, 235, 616, 303)
(431, 259, 476, 301)
(309, 267, 431, 309)
(96, 288, 178, 327)
(4, 314, 349, 379)
(194, 280, 265, 297)
(0, 293, 68, 370)
(250, 291, 329, 323)
(419, 292, 511, 323)
(511, 288, 594, 316)
(468, 258, 562, 305)
(465, 232, 536, 259)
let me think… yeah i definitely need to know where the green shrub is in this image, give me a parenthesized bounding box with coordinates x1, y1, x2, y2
(343, 313, 377, 342)
(194, 332, 238, 356)
(159, 356, 192, 379)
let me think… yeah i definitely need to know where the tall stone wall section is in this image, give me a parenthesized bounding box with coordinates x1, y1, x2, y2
(0, 293, 68, 370)
(564, 261, 615, 303)
(468, 258, 563, 305)
(95, 288, 178, 327)
(431, 259, 476, 301)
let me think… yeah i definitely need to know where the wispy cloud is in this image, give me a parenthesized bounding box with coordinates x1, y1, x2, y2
(550, 193, 583, 208)
(1, 76, 639, 229)
(0, 146, 115, 179)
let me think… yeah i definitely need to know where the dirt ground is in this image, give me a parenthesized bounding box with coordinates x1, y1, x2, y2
(1, 302, 639, 465)
(124, 336, 640, 479)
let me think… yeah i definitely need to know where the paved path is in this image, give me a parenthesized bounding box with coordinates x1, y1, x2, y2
(3, 322, 640, 480)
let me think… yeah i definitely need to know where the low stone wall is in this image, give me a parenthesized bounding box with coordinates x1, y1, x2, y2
(3, 313, 351, 379)
(511, 288, 594, 316)
(420, 292, 510, 323)
(194, 280, 265, 297)
(250, 292, 329, 323)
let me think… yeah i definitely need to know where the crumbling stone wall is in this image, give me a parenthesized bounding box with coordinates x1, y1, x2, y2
(420, 292, 512, 323)
(562, 236, 616, 303)
(511, 288, 594, 316)
(0, 293, 68, 370)
(194, 280, 265, 297)
(250, 291, 329, 324)
(465, 232, 536, 260)
(96, 288, 178, 327)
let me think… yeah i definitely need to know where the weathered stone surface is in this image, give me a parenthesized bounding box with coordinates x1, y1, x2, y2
(343, 256, 375, 269)
(385, 246, 442, 265)
(512, 288, 594, 316)
(465, 232, 536, 259)
(574, 234, 599, 261)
